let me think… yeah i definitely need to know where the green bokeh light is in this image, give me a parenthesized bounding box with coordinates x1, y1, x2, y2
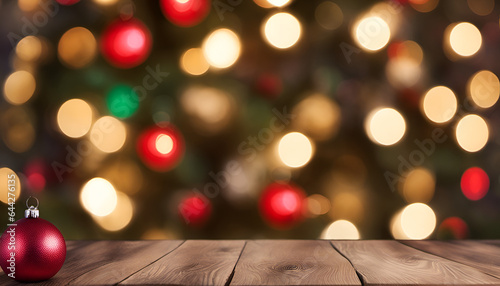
(106, 84, 140, 119)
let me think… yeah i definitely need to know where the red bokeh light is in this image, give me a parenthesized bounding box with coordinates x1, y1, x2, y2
(100, 18, 152, 68)
(438, 217, 469, 239)
(255, 73, 283, 98)
(259, 182, 306, 229)
(460, 167, 489, 201)
(24, 160, 48, 192)
(178, 194, 212, 226)
(137, 125, 185, 172)
(56, 0, 80, 5)
(160, 0, 210, 27)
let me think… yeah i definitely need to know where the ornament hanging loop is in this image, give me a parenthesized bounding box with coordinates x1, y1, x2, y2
(25, 196, 40, 219)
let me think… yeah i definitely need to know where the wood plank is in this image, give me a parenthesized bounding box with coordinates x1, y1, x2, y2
(0, 241, 182, 286)
(332, 240, 500, 285)
(402, 240, 500, 279)
(120, 240, 245, 286)
(230, 240, 361, 286)
(70, 240, 183, 285)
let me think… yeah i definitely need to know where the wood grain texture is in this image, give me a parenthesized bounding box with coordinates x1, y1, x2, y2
(120, 240, 245, 286)
(230, 240, 361, 286)
(403, 240, 500, 279)
(0, 240, 182, 286)
(332, 240, 500, 285)
(70, 240, 183, 285)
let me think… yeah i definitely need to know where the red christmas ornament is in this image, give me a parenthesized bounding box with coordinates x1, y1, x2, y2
(259, 182, 306, 229)
(137, 125, 185, 171)
(160, 0, 210, 27)
(178, 194, 212, 226)
(100, 18, 152, 68)
(461, 167, 489, 201)
(0, 198, 66, 282)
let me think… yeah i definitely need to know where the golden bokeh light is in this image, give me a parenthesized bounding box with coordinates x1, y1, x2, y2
(467, 0, 494, 16)
(57, 99, 94, 138)
(321, 220, 360, 240)
(307, 194, 331, 216)
(400, 203, 436, 239)
(99, 158, 144, 195)
(410, 0, 439, 13)
(315, 1, 343, 30)
(278, 132, 314, 168)
(365, 108, 406, 146)
(386, 57, 421, 88)
(448, 22, 482, 57)
(0, 168, 21, 204)
(401, 168, 435, 203)
(18, 0, 40, 12)
(93, 191, 134, 231)
(202, 28, 241, 69)
(329, 192, 364, 224)
(266, 0, 291, 7)
(80, 178, 118, 217)
(396, 41, 424, 64)
(3, 71, 36, 105)
(58, 27, 97, 69)
(1, 107, 35, 153)
(390, 210, 406, 239)
(16, 36, 42, 62)
(180, 48, 209, 76)
(90, 116, 127, 153)
(422, 86, 457, 123)
(354, 16, 391, 51)
(92, 0, 119, 5)
(468, 70, 500, 108)
(456, 114, 489, 152)
(262, 12, 301, 49)
(181, 86, 234, 134)
(291, 93, 341, 141)
(253, 0, 273, 8)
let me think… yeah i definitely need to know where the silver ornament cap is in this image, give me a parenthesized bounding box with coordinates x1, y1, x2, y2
(25, 196, 40, 219)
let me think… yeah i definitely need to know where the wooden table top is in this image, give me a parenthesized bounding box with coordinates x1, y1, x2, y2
(2, 240, 500, 285)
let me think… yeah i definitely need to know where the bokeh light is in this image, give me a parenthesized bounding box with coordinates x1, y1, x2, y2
(137, 125, 185, 171)
(1, 107, 35, 153)
(57, 99, 94, 138)
(266, 0, 291, 7)
(461, 167, 489, 201)
(447, 22, 482, 57)
(106, 85, 140, 119)
(306, 194, 331, 216)
(90, 116, 127, 153)
(180, 48, 209, 76)
(388, 41, 424, 64)
(467, 0, 494, 16)
(92, 0, 119, 5)
(58, 27, 97, 69)
(93, 191, 134, 231)
(80, 178, 118, 217)
(329, 192, 364, 224)
(259, 182, 306, 228)
(400, 203, 436, 239)
(18, 0, 40, 12)
(278, 132, 314, 168)
(468, 70, 500, 108)
(321, 220, 360, 240)
(421, 86, 457, 123)
(0, 168, 21, 203)
(291, 93, 341, 141)
(262, 12, 301, 49)
(202, 28, 241, 69)
(365, 108, 406, 146)
(354, 16, 391, 51)
(438, 217, 469, 239)
(386, 57, 421, 88)
(3, 71, 36, 105)
(178, 193, 212, 226)
(455, 114, 489, 152)
(401, 168, 435, 203)
(160, 0, 210, 27)
(16, 36, 43, 62)
(180, 86, 234, 134)
(100, 18, 153, 68)
(315, 1, 343, 30)
(410, 0, 439, 13)
(99, 158, 143, 195)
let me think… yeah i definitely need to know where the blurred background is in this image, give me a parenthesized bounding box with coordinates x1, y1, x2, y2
(0, 0, 499, 240)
